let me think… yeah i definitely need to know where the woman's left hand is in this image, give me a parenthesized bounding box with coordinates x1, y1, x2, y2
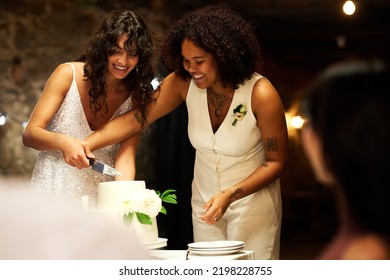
(199, 191, 231, 224)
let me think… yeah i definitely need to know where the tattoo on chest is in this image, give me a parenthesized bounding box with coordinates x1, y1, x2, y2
(207, 89, 232, 117)
(265, 137, 278, 151)
(134, 112, 142, 124)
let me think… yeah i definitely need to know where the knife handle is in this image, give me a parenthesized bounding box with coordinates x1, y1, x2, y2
(87, 156, 95, 166)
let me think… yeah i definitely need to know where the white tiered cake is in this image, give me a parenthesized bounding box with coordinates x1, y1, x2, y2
(97, 180, 159, 244)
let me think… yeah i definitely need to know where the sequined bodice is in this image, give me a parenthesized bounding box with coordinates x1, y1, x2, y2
(31, 63, 132, 205)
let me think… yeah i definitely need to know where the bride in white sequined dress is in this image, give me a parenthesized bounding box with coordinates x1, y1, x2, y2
(22, 10, 155, 205)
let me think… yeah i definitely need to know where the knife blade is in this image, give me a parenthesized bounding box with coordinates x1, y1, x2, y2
(88, 157, 122, 177)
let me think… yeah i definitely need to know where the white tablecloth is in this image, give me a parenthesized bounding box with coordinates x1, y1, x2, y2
(149, 250, 255, 260)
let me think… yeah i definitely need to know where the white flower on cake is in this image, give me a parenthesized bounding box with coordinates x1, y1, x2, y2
(122, 188, 177, 225)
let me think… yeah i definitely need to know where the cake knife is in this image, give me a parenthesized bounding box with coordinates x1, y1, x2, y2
(88, 157, 122, 177)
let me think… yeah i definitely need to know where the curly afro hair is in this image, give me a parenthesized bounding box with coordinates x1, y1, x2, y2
(160, 4, 262, 89)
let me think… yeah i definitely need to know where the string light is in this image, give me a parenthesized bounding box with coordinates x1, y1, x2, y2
(343, 1, 356, 16)
(0, 112, 7, 126)
(0, 109, 27, 128)
(285, 112, 305, 133)
(151, 77, 160, 90)
(291, 115, 305, 130)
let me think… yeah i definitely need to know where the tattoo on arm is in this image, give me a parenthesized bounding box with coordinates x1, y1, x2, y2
(230, 188, 243, 200)
(265, 137, 278, 151)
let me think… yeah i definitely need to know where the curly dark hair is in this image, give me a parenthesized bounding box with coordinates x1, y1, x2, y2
(78, 10, 155, 126)
(160, 4, 261, 89)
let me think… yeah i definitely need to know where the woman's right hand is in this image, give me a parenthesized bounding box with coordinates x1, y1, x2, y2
(60, 134, 94, 169)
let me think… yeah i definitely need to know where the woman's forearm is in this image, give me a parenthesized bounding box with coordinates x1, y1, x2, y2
(85, 109, 142, 151)
(86, 73, 188, 151)
(23, 127, 66, 151)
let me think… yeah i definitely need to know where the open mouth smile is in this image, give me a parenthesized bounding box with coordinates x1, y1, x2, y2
(114, 64, 129, 71)
(192, 73, 205, 80)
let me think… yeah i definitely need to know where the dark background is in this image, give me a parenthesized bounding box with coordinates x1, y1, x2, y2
(1, 0, 389, 259)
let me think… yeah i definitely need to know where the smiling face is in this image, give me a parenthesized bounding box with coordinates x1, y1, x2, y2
(107, 34, 139, 80)
(181, 39, 220, 90)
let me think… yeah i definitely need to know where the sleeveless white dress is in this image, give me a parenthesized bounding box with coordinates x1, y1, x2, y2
(30, 63, 133, 206)
(187, 73, 282, 259)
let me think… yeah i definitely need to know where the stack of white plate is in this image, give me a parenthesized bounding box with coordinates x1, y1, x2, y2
(187, 240, 245, 256)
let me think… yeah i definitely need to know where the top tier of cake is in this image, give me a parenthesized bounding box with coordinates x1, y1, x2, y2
(98, 180, 146, 211)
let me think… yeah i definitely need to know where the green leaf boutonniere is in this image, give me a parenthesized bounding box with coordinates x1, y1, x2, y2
(232, 104, 248, 126)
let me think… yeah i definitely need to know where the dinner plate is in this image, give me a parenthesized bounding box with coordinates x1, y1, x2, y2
(188, 244, 244, 251)
(142, 238, 168, 250)
(188, 240, 244, 250)
(188, 247, 243, 256)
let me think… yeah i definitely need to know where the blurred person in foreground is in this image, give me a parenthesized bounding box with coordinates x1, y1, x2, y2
(0, 182, 149, 259)
(300, 59, 390, 259)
